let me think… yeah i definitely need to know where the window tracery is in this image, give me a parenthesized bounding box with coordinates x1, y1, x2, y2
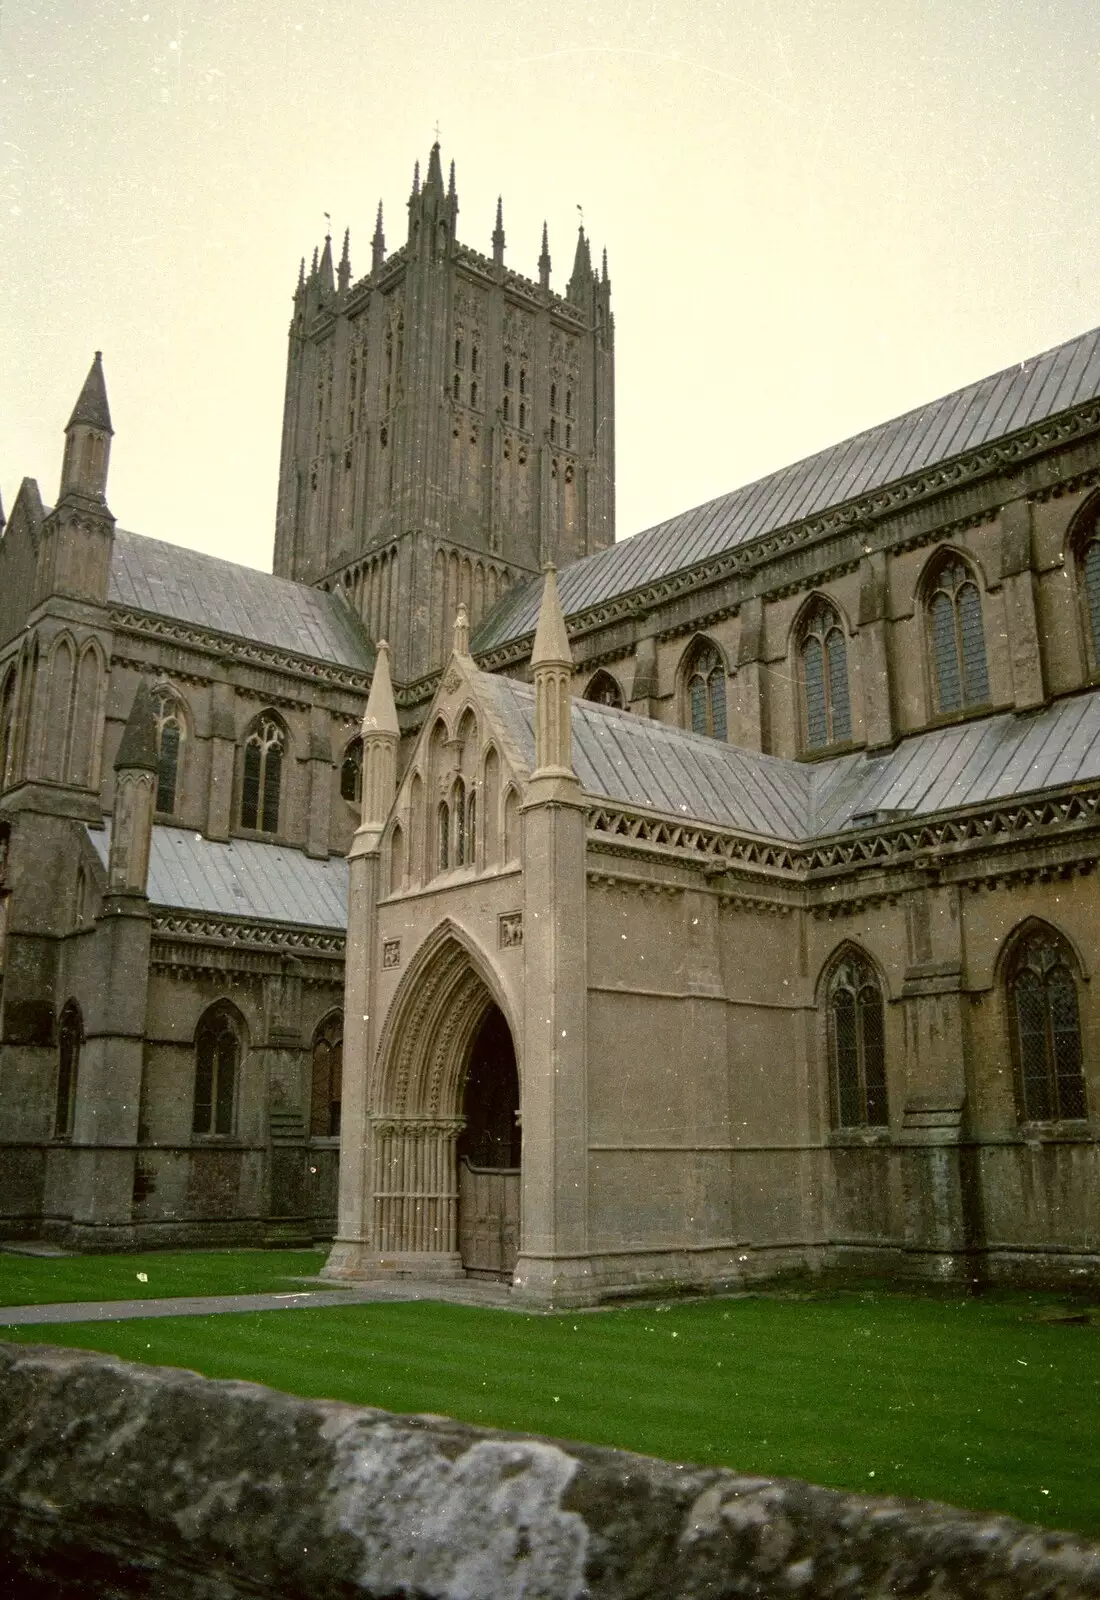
(192, 1003, 242, 1137)
(684, 642, 727, 740)
(1007, 927, 1087, 1122)
(799, 599, 852, 751)
(340, 736, 363, 805)
(152, 688, 184, 816)
(584, 670, 624, 708)
(241, 715, 285, 834)
(826, 953, 888, 1128)
(926, 556, 989, 714)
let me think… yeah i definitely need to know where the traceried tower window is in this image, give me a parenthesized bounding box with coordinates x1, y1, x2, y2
(152, 690, 184, 815)
(1008, 927, 1087, 1122)
(800, 600, 852, 751)
(826, 953, 888, 1129)
(926, 556, 989, 714)
(685, 642, 727, 740)
(241, 715, 285, 834)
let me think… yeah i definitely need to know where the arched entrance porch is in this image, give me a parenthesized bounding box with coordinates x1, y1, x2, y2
(457, 1006, 521, 1278)
(370, 929, 521, 1280)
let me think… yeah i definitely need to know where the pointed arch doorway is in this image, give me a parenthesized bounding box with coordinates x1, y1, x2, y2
(457, 1005, 521, 1278)
(370, 929, 520, 1281)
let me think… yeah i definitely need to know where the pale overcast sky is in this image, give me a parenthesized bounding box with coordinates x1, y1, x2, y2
(2, 1, 1099, 572)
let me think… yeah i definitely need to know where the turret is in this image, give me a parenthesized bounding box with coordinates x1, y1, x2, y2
(318, 232, 335, 299)
(107, 681, 158, 898)
(371, 201, 386, 272)
(59, 351, 112, 502)
(492, 196, 505, 269)
(531, 566, 575, 781)
(358, 641, 399, 835)
(567, 227, 594, 312)
(538, 222, 551, 291)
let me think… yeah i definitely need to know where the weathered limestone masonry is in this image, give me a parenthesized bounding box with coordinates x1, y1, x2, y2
(2, 1343, 1098, 1600)
(273, 142, 615, 702)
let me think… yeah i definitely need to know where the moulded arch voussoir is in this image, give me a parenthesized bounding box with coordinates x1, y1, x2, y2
(372, 918, 520, 1120)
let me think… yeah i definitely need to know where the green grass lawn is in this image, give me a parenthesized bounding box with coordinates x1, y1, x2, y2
(3, 1287, 1098, 1538)
(0, 1247, 328, 1306)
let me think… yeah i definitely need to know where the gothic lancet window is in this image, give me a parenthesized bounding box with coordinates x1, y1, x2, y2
(340, 737, 363, 805)
(800, 600, 852, 751)
(310, 1014, 343, 1138)
(152, 689, 184, 816)
(826, 953, 888, 1129)
(193, 1003, 241, 1137)
(1008, 927, 1087, 1122)
(55, 1000, 82, 1137)
(438, 799, 450, 872)
(685, 642, 727, 740)
(926, 556, 990, 714)
(453, 778, 467, 866)
(241, 716, 285, 834)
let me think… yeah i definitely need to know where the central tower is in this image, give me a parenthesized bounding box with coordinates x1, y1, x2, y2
(273, 143, 615, 690)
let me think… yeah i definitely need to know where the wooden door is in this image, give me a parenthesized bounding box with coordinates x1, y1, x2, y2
(458, 1158, 520, 1278)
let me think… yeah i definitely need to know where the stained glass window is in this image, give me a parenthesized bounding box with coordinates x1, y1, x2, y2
(193, 1005, 240, 1137)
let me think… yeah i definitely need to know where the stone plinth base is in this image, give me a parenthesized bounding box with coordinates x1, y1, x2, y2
(322, 1242, 465, 1281)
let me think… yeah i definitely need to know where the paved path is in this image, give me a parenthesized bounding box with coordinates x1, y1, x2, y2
(0, 1278, 519, 1326)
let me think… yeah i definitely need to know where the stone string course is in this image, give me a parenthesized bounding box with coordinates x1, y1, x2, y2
(1, 1343, 1098, 1599)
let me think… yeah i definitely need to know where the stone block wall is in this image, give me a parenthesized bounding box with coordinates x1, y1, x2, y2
(1, 1342, 1098, 1598)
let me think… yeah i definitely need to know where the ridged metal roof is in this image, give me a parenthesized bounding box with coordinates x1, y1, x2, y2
(479, 675, 1100, 844)
(87, 825, 349, 928)
(474, 323, 1100, 653)
(109, 531, 374, 671)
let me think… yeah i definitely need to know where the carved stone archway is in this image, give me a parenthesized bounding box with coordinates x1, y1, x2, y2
(369, 927, 518, 1271)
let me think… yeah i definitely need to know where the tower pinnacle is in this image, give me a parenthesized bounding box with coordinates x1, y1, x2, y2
(492, 196, 505, 266)
(337, 227, 351, 292)
(371, 201, 385, 271)
(539, 221, 551, 289)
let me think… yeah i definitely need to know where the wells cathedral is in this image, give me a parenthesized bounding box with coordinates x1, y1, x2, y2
(2, 142, 1099, 1303)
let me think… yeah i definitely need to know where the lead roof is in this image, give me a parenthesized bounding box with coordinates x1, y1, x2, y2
(473, 322, 1100, 653)
(109, 531, 374, 671)
(478, 673, 1100, 843)
(87, 825, 350, 928)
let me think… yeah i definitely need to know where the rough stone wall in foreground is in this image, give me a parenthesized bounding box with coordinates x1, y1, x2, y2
(1, 1342, 1098, 1599)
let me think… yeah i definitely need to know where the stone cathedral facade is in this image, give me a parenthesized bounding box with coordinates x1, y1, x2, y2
(1, 143, 1099, 1299)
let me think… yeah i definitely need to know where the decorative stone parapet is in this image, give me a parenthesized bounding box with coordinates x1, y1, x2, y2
(1, 1341, 1097, 1599)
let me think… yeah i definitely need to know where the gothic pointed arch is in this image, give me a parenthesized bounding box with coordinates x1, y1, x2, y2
(340, 734, 364, 806)
(240, 709, 288, 834)
(42, 632, 76, 782)
(55, 999, 83, 1137)
(193, 1000, 246, 1137)
(680, 635, 728, 740)
(1000, 920, 1088, 1123)
(368, 922, 520, 1263)
(584, 669, 624, 708)
(819, 942, 889, 1129)
(150, 679, 189, 816)
(794, 594, 852, 752)
(373, 919, 519, 1120)
(0, 666, 16, 791)
(920, 548, 990, 716)
(310, 1010, 343, 1137)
